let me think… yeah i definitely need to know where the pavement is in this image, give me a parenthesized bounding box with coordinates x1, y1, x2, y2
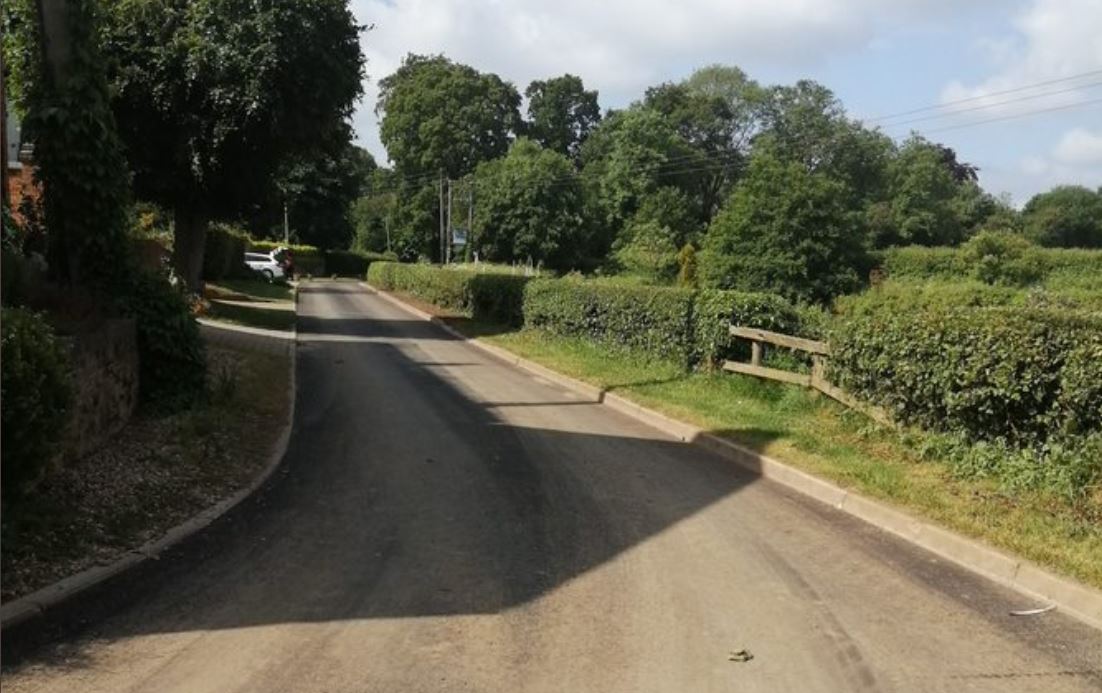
(4, 280, 1101, 692)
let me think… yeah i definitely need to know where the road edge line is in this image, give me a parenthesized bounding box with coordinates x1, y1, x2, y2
(366, 283, 1102, 632)
(0, 297, 300, 634)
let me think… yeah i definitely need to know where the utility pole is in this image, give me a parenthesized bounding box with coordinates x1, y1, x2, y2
(446, 178, 453, 264)
(438, 174, 445, 264)
(466, 180, 474, 263)
(282, 200, 289, 244)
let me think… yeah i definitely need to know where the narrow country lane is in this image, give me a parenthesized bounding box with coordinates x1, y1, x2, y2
(5, 280, 1101, 692)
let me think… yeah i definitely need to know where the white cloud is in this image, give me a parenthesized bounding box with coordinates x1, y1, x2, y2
(350, 0, 996, 163)
(1053, 127, 1102, 165)
(940, 0, 1102, 117)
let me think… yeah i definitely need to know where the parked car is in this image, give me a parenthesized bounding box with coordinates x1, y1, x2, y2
(244, 251, 286, 282)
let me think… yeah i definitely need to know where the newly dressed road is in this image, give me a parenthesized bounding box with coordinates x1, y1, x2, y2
(5, 281, 1102, 692)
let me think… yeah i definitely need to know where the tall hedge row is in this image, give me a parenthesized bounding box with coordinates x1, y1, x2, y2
(324, 250, 397, 277)
(831, 306, 1102, 446)
(366, 262, 531, 325)
(367, 262, 816, 365)
(524, 279, 696, 362)
(202, 224, 250, 281)
(878, 243, 1102, 285)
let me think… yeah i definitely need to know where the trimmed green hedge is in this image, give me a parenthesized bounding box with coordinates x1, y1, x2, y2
(524, 279, 696, 362)
(878, 242, 1102, 286)
(366, 262, 531, 325)
(203, 223, 250, 281)
(692, 289, 811, 365)
(831, 306, 1102, 446)
(250, 240, 324, 276)
(324, 250, 396, 277)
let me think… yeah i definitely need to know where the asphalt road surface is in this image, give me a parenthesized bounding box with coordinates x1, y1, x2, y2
(5, 280, 1102, 692)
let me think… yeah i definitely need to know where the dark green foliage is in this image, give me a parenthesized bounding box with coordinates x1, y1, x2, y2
(202, 224, 250, 281)
(366, 262, 530, 325)
(1023, 185, 1102, 248)
(832, 306, 1102, 447)
(377, 54, 522, 179)
(16, 0, 132, 288)
(523, 279, 696, 363)
(115, 272, 207, 410)
(473, 139, 586, 270)
(877, 243, 1102, 286)
(690, 289, 807, 365)
(960, 230, 1041, 286)
(700, 150, 870, 303)
(524, 74, 601, 161)
(1, 308, 72, 501)
(324, 250, 396, 277)
(615, 220, 680, 284)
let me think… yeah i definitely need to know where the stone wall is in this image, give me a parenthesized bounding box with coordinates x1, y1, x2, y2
(59, 319, 140, 465)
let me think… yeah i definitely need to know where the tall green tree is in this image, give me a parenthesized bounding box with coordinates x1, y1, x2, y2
(377, 54, 521, 179)
(473, 139, 584, 270)
(1022, 185, 1102, 248)
(100, 0, 364, 289)
(700, 148, 869, 303)
(524, 74, 600, 162)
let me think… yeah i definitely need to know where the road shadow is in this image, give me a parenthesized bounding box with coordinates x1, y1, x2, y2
(2, 287, 778, 664)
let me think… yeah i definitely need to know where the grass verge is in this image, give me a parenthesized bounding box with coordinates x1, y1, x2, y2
(0, 345, 291, 602)
(409, 300, 1102, 590)
(201, 279, 296, 331)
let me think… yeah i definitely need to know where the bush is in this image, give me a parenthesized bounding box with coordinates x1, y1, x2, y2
(523, 278, 696, 362)
(1, 308, 72, 501)
(366, 262, 530, 325)
(324, 249, 396, 277)
(832, 305, 1102, 446)
(115, 271, 207, 410)
(691, 289, 807, 365)
(878, 243, 1102, 287)
(250, 240, 323, 276)
(960, 230, 1041, 286)
(203, 223, 250, 281)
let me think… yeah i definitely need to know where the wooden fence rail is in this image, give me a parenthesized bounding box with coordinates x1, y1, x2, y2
(724, 325, 892, 426)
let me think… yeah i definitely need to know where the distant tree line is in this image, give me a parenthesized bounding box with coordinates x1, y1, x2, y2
(354, 54, 1102, 302)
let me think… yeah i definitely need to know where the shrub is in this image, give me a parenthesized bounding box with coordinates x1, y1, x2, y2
(876, 246, 963, 279)
(203, 223, 250, 281)
(324, 249, 396, 277)
(366, 262, 530, 324)
(1, 308, 71, 501)
(115, 271, 207, 410)
(523, 278, 696, 362)
(832, 305, 1102, 446)
(960, 230, 1041, 286)
(250, 240, 323, 276)
(691, 289, 806, 365)
(878, 243, 1102, 287)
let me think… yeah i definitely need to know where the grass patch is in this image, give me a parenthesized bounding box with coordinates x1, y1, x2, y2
(204, 300, 296, 331)
(457, 325, 1102, 590)
(206, 279, 294, 303)
(0, 345, 291, 601)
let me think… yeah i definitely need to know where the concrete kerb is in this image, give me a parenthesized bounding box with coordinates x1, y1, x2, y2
(366, 283, 1102, 632)
(0, 294, 300, 634)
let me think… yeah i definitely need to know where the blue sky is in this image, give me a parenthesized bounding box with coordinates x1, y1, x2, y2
(349, 0, 1102, 205)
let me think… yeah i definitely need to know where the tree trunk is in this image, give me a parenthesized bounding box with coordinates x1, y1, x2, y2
(173, 205, 208, 292)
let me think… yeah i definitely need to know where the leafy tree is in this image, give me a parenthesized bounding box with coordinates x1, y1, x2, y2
(473, 139, 584, 270)
(1022, 185, 1102, 248)
(700, 149, 869, 303)
(100, 0, 364, 289)
(676, 243, 698, 287)
(644, 66, 765, 219)
(628, 186, 701, 248)
(579, 108, 696, 254)
(875, 135, 965, 247)
(254, 137, 375, 249)
(352, 169, 400, 253)
(758, 80, 892, 206)
(377, 54, 521, 179)
(615, 219, 679, 283)
(524, 74, 600, 162)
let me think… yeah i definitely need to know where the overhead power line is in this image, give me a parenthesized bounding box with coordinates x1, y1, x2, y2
(865, 68, 1102, 123)
(921, 96, 1102, 134)
(880, 81, 1102, 129)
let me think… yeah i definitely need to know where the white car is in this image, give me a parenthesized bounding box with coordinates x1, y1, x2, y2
(244, 252, 286, 282)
